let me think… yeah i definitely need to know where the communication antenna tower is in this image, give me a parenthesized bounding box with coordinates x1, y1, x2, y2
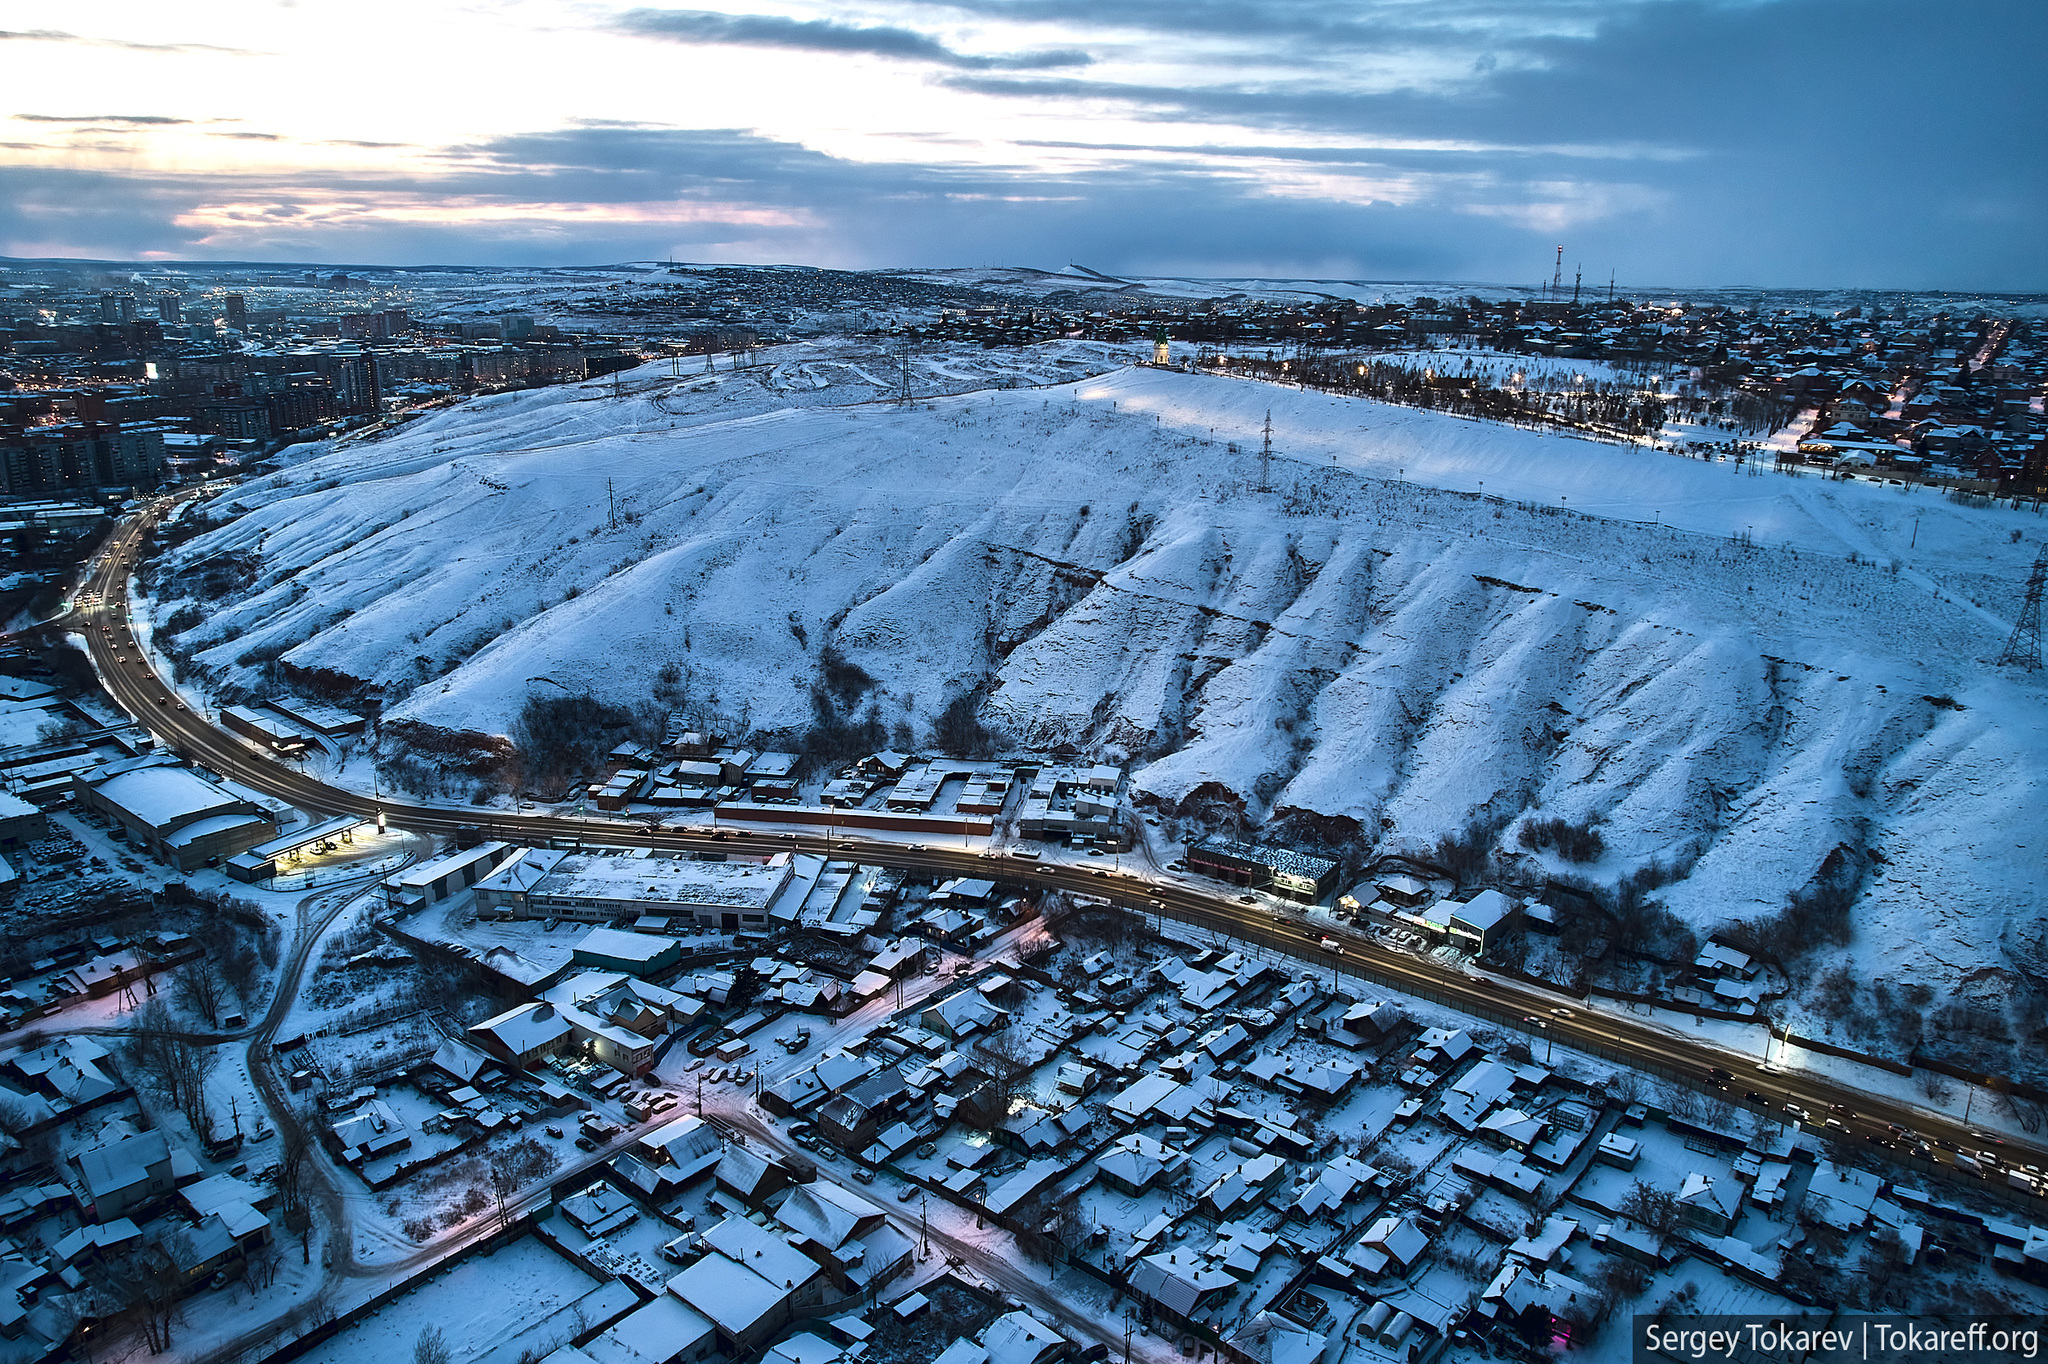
(1259, 410, 1274, 493)
(1551, 245, 1564, 300)
(1994, 547, 2046, 670)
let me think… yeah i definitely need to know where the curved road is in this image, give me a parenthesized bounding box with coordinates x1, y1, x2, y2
(65, 498, 2047, 1269)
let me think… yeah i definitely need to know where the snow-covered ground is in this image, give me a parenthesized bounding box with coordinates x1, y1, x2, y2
(153, 345, 2047, 1013)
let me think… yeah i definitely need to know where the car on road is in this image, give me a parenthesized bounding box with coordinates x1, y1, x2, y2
(1237, 894, 1256, 904)
(1744, 1091, 1766, 1104)
(1708, 1068, 1732, 1085)
(897, 1184, 919, 1202)
(1548, 1007, 1572, 1018)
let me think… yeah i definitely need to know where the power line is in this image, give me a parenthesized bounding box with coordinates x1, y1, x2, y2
(1994, 547, 2046, 670)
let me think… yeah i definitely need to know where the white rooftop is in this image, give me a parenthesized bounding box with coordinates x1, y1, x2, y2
(535, 852, 793, 909)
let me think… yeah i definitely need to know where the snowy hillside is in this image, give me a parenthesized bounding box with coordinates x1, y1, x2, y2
(155, 339, 2047, 1010)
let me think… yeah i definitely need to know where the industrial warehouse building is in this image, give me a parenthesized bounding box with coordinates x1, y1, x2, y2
(71, 757, 278, 871)
(1187, 838, 1340, 904)
(382, 842, 518, 912)
(0, 791, 48, 851)
(219, 706, 312, 754)
(475, 849, 796, 934)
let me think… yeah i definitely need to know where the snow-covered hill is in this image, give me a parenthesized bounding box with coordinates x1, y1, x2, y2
(157, 339, 2047, 1015)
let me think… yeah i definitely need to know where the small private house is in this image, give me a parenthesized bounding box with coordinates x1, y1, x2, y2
(1449, 890, 1522, 954)
(72, 1129, 176, 1221)
(470, 1001, 574, 1068)
(666, 1214, 829, 1353)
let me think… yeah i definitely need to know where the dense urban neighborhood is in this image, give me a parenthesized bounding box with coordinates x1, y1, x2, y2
(0, 260, 2041, 1364)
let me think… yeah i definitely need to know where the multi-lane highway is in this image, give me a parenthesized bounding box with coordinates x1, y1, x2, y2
(69, 496, 2048, 1203)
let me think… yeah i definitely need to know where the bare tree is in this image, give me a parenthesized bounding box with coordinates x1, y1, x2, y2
(971, 1029, 1036, 1111)
(1618, 1181, 1681, 1246)
(167, 1040, 222, 1144)
(246, 1240, 282, 1291)
(175, 956, 224, 1028)
(106, 1237, 188, 1353)
(277, 1127, 312, 1230)
(414, 1325, 453, 1364)
(1660, 1083, 1703, 1122)
(1603, 1071, 1646, 1109)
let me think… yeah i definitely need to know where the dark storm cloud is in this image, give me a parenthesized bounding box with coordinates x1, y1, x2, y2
(0, 0, 2038, 286)
(937, 0, 2047, 288)
(614, 8, 1089, 68)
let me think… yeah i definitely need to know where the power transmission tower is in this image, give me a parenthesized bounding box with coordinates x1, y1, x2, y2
(1995, 547, 2046, 670)
(895, 340, 916, 406)
(1259, 411, 1273, 493)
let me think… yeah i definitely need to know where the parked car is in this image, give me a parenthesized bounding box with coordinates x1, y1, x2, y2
(575, 1135, 598, 1152)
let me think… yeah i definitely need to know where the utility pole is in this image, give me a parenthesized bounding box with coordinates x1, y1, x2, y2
(607, 478, 617, 530)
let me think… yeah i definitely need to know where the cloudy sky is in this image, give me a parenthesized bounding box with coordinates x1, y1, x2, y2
(0, 0, 2038, 285)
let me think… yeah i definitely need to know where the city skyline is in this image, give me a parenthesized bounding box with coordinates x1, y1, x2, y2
(1, 0, 2041, 288)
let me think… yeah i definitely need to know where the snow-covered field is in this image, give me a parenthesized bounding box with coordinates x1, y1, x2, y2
(156, 342, 2046, 1011)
